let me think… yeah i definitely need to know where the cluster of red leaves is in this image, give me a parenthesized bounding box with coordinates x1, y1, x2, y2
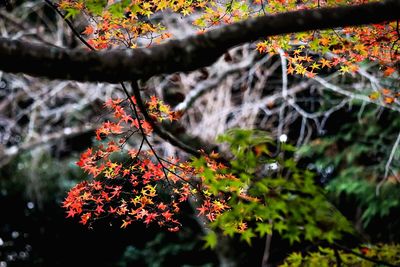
(60, 0, 399, 79)
(256, 20, 400, 104)
(196, 197, 230, 221)
(192, 152, 232, 221)
(64, 97, 187, 230)
(63, 96, 230, 230)
(64, 156, 192, 231)
(255, 0, 399, 80)
(258, 22, 399, 76)
(58, 0, 211, 49)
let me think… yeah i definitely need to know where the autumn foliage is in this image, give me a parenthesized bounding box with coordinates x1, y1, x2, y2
(63, 96, 231, 231)
(58, 0, 400, 253)
(58, 0, 399, 102)
(58, 0, 400, 231)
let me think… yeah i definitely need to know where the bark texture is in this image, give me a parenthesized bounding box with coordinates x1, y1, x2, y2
(0, 0, 399, 82)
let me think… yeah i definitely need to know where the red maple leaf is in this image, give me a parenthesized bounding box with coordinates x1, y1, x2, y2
(197, 205, 208, 216)
(162, 210, 173, 221)
(144, 213, 158, 225)
(66, 209, 77, 218)
(95, 205, 105, 215)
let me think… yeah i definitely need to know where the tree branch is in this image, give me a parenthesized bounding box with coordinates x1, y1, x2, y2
(0, 0, 399, 82)
(131, 81, 202, 157)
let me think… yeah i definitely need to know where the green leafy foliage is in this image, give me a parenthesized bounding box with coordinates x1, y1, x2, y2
(85, 0, 108, 15)
(192, 129, 352, 246)
(203, 231, 218, 249)
(281, 244, 400, 267)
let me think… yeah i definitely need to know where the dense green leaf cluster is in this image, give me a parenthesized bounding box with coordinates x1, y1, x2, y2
(194, 129, 352, 247)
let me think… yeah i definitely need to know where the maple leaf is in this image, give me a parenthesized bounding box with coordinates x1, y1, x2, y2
(82, 25, 94, 35)
(310, 62, 320, 70)
(162, 210, 173, 221)
(95, 205, 105, 215)
(94, 197, 103, 205)
(101, 191, 111, 202)
(384, 67, 396, 77)
(136, 209, 149, 220)
(141, 120, 153, 134)
(256, 42, 268, 53)
(339, 65, 350, 75)
(109, 206, 118, 214)
(384, 96, 394, 104)
(319, 58, 331, 68)
(168, 227, 179, 232)
(144, 213, 158, 225)
(287, 64, 295, 75)
(92, 181, 102, 190)
(121, 219, 132, 229)
(237, 222, 248, 233)
(157, 202, 167, 210)
(66, 209, 77, 218)
(79, 213, 91, 225)
(206, 213, 215, 221)
(319, 37, 330, 46)
(118, 205, 129, 215)
(369, 91, 380, 100)
(306, 71, 316, 78)
(304, 55, 313, 62)
(381, 88, 391, 95)
(197, 205, 208, 216)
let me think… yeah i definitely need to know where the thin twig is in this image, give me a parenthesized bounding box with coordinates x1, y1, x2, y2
(261, 221, 273, 267)
(376, 130, 400, 195)
(43, 0, 93, 49)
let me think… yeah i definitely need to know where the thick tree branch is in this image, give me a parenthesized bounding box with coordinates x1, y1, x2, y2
(0, 0, 399, 82)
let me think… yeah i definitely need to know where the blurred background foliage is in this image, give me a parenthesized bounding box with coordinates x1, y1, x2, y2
(298, 102, 400, 242)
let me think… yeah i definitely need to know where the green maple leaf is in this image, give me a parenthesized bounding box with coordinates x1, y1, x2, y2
(255, 222, 272, 237)
(203, 231, 217, 249)
(240, 229, 255, 245)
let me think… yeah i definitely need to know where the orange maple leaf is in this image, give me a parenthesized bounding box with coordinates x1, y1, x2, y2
(381, 88, 391, 95)
(82, 25, 94, 35)
(384, 97, 394, 104)
(383, 67, 396, 77)
(121, 219, 132, 228)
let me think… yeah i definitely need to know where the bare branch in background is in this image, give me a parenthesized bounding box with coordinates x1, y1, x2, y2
(0, 124, 97, 167)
